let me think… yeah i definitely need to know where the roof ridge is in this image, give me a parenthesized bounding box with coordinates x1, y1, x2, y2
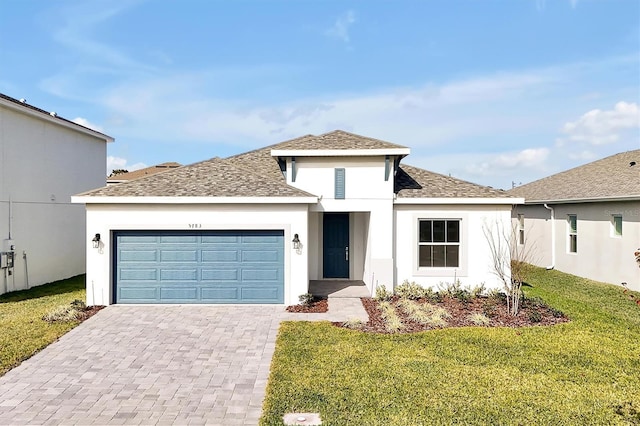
(318, 129, 409, 149)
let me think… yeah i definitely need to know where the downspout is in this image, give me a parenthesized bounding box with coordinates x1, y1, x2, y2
(543, 204, 555, 270)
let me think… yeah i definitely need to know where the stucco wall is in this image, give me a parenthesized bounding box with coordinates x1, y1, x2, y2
(84, 203, 309, 305)
(0, 104, 107, 294)
(514, 201, 640, 291)
(287, 156, 393, 200)
(394, 204, 514, 291)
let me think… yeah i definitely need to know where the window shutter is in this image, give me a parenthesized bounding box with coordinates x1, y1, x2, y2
(335, 168, 345, 199)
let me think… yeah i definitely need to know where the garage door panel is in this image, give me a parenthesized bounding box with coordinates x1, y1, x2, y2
(241, 249, 280, 262)
(120, 269, 157, 281)
(242, 287, 279, 301)
(160, 287, 199, 301)
(115, 230, 283, 304)
(201, 287, 239, 301)
(160, 250, 198, 262)
(201, 250, 239, 262)
(119, 287, 158, 301)
(120, 250, 158, 262)
(160, 269, 198, 281)
(201, 269, 239, 281)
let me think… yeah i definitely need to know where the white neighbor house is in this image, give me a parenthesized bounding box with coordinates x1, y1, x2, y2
(73, 131, 522, 306)
(510, 150, 640, 292)
(0, 93, 114, 295)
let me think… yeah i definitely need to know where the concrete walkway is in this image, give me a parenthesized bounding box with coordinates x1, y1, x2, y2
(0, 296, 369, 425)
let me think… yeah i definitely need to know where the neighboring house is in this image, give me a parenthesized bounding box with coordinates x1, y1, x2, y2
(107, 162, 182, 185)
(0, 93, 114, 295)
(510, 150, 640, 292)
(72, 130, 521, 305)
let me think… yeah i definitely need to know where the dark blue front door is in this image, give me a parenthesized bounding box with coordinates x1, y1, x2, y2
(323, 213, 349, 278)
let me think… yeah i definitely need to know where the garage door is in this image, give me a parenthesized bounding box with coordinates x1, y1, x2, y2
(114, 230, 284, 304)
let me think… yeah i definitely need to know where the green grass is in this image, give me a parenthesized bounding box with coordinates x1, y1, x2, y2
(261, 267, 640, 425)
(0, 275, 86, 376)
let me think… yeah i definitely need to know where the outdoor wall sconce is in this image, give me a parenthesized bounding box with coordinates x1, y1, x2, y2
(92, 233, 101, 249)
(292, 234, 301, 250)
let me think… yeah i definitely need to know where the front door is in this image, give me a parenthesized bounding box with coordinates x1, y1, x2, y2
(323, 213, 349, 278)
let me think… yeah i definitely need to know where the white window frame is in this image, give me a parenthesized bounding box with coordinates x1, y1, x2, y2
(412, 213, 468, 277)
(611, 214, 622, 237)
(517, 214, 525, 245)
(567, 214, 577, 254)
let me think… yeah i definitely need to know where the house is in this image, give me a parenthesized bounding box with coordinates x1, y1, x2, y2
(72, 130, 522, 305)
(107, 162, 182, 185)
(510, 150, 640, 291)
(0, 93, 114, 295)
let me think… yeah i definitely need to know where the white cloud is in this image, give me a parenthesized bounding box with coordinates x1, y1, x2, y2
(107, 156, 147, 174)
(556, 101, 640, 146)
(464, 148, 550, 177)
(325, 10, 356, 42)
(72, 117, 104, 133)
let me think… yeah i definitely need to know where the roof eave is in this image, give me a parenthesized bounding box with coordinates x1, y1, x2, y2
(394, 197, 523, 205)
(523, 195, 640, 204)
(0, 96, 114, 143)
(71, 196, 319, 204)
(271, 148, 411, 157)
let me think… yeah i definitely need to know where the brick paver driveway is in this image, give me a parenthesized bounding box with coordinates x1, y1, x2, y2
(0, 305, 284, 425)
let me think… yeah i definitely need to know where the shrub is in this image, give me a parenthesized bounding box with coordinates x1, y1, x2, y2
(482, 299, 499, 318)
(42, 302, 84, 323)
(375, 285, 392, 302)
(298, 293, 315, 307)
(342, 318, 364, 330)
(528, 310, 542, 323)
(468, 313, 491, 326)
(469, 283, 486, 298)
(378, 301, 404, 333)
(395, 280, 429, 300)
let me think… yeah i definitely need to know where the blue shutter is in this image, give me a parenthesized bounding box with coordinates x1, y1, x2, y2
(335, 168, 345, 199)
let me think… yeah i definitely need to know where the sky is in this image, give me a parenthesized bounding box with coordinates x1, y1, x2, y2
(1, 0, 638, 190)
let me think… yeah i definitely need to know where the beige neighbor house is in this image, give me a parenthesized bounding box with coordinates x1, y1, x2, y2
(510, 150, 640, 292)
(107, 162, 182, 185)
(73, 130, 523, 306)
(0, 93, 114, 295)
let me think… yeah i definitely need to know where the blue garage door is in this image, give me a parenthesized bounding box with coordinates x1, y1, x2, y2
(114, 230, 284, 304)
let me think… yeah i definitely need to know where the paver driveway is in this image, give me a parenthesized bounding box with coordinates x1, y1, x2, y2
(0, 305, 284, 425)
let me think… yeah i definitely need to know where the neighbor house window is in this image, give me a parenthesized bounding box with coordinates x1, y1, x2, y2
(612, 215, 622, 237)
(568, 215, 577, 253)
(418, 219, 460, 267)
(517, 214, 525, 245)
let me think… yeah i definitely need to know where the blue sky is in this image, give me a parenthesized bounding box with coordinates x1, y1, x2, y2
(1, 0, 638, 189)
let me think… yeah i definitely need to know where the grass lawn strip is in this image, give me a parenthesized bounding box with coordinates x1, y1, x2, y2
(261, 267, 640, 425)
(0, 275, 86, 376)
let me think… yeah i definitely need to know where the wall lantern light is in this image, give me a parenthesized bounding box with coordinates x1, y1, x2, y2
(292, 234, 301, 250)
(92, 233, 101, 249)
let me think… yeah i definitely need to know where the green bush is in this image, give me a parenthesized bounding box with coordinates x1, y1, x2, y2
(468, 312, 491, 326)
(298, 293, 314, 307)
(395, 280, 430, 300)
(374, 285, 392, 302)
(378, 301, 404, 333)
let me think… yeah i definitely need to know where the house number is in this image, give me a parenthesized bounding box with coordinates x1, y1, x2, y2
(188, 224, 202, 229)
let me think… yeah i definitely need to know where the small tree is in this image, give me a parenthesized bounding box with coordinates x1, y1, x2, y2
(109, 169, 129, 177)
(482, 218, 536, 316)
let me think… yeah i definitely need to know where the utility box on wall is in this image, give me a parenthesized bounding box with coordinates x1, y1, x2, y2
(3, 239, 15, 252)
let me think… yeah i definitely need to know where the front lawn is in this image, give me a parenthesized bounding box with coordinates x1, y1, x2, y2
(261, 268, 640, 425)
(0, 275, 86, 376)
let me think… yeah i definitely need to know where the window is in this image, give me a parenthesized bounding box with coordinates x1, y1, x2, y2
(517, 214, 525, 245)
(568, 215, 577, 253)
(335, 168, 345, 199)
(612, 215, 622, 237)
(418, 219, 460, 267)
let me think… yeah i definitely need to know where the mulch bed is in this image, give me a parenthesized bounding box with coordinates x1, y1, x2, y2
(339, 296, 569, 334)
(286, 298, 329, 313)
(78, 305, 105, 321)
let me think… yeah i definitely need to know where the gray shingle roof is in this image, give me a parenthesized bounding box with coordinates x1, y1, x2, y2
(79, 157, 315, 197)
(107, 162, 182, 182)
(395, 164, 512, 198)
(272, 130, 408, 150)
(509, 150, 640, 202)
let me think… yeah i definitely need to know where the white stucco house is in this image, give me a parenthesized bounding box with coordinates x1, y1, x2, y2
(72, 130, 522, 305)
(510, 150, 640, 292)
(0, 93, 114, 295)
